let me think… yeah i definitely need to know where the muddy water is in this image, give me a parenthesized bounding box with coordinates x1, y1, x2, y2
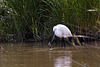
(0, 41, 100, 67)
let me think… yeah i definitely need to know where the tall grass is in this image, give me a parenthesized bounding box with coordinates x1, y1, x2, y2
(2, 0, 51, 41)
(42, 0, 100, 37)
(48, 0, 99, 33)
(0, 0, 100, 41)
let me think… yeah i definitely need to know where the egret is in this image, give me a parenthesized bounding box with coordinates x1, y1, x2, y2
(48, 24, 73, 48)
(48, 24, 94, 48)
(48, 24, 98, 49)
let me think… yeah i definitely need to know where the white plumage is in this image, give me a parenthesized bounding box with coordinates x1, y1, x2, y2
(53, 24, 72, 38)
(48, 24, 94, 48)
(48, 24, 73, 48)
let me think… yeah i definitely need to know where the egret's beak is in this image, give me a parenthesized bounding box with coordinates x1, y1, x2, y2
(48, 31, 55, 48)
(48, 42, 52, 48)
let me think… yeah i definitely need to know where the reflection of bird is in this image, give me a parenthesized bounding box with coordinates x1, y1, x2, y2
(48, 24, 73, 48)
(54, 51, 72, 67)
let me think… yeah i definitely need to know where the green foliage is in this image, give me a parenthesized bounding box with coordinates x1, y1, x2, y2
(0, 0, 100, 41)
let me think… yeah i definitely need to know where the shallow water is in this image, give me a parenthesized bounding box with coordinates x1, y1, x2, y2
(0, 41, 100, 67)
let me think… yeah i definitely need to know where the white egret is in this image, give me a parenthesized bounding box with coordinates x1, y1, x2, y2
(48, 24, 91, 48)
(48, 24, 73, 48)
(53, 24, 72, 38)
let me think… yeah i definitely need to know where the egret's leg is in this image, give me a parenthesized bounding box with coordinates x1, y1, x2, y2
(60, 38, 63, 47)
(62, 38, 66, 48)
(80, 37, 85, 45)
(60, 38, 66, 48)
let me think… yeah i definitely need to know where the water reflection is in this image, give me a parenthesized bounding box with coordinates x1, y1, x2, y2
(54, 56, 72, 67)
(0, 42, 100, 67)
(54, 51, 72, 67)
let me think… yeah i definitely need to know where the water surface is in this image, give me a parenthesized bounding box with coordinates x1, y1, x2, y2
(0, 41, 100, 67)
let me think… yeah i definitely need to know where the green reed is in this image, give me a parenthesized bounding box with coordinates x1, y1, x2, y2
(0, 0, 99, 41)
